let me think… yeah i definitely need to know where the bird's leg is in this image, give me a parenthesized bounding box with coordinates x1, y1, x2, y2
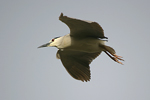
(113, 54, 124, 61)
(100, 45, 124, 64)
(104, 51, 123, 65)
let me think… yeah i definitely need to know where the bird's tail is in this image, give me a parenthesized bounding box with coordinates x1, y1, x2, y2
(104, 46, 116, 54)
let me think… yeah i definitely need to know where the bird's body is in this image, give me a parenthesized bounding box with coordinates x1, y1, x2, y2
(38, 13, 124, 82)
(55, 34, 105, 53)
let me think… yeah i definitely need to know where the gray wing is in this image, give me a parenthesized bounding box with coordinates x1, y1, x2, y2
(56, 50, 102, 82)
(59, 13, 107, 39)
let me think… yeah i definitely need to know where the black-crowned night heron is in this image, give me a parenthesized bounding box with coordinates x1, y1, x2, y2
(38, 13, 124, 82)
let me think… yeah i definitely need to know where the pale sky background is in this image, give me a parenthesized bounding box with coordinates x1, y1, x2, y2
(1, 0, 150, 100)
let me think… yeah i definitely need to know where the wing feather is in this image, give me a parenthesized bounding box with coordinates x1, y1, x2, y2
(59, 13, 107, 39)
(56, 50, 102, 82)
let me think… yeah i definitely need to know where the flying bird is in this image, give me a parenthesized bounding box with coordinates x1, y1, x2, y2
(38, 13, 124, 82)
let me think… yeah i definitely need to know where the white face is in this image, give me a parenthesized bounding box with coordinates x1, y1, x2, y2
(48, 37, 61, 47)
(48, 38, 56, 47)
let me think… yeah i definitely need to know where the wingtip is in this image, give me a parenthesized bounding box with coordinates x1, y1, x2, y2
(59, 12, 64, 19)
(60, 12, 63, 16)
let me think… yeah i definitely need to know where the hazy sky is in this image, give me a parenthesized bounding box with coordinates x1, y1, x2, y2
(1, 0, 150, 100)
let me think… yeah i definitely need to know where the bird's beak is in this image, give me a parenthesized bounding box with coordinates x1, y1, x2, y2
(38, 43, 50, 48)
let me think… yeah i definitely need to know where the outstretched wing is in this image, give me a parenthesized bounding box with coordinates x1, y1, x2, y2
(56, 50, 102, 82)
(59, 13, 107, 39)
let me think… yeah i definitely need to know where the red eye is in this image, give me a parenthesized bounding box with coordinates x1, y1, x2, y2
(52, 39, 54, 42)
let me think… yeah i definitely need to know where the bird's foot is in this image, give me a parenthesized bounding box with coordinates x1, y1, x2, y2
(113, 54, 124, 61)
(104, 51, 124, 65)
(111, 56, 124, 65)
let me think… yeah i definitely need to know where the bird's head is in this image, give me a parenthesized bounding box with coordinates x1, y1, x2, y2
(38, 36, 61, 48)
